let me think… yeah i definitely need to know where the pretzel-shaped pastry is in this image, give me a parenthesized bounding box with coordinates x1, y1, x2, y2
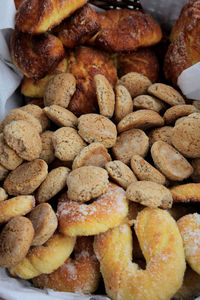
(94, 208, 186, 300)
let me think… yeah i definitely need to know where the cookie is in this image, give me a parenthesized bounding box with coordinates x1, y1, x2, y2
(36, 167, 70, 203)
(131, 154, 167, 185)
(52, 127, 86, 162)
(117, 72, 152, 97)
(148, 126, 173, 147)
(94, 74, 115, 118)
(28, 203, 58, 246)
(44, 73, 76, 108)
(163, 105, 198, 124)
(39, 131, 55, 165)
(72, 142, 111, 170)
(174, 116, 187, 126)
(151, 141, 193, 181)
(191, 158, 200, 182)
(0, 216, 34, 268)
(126, 181, 173, 208)
(112, 129, 149, 165)
(4, 120, 42, 161)
(117, 109, 164, 133)
(105, 160, 137, 189)
(133, 95, 165, 113)
(0, 164, 9, 181)
(4, 159, 48, 196)
(67, 166, 109, 202)
(43, 105, 78, 128)
(147, 83, 185, 106)
(78, 114, 117, 148)
(0, 187, 8, 202)
(114, 85, 133, 123)
(170, 183, 200, 203)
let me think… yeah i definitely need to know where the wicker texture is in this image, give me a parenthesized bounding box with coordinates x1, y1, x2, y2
(89, 0, 142, 10)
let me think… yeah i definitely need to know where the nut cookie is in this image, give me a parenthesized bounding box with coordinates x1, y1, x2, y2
(4, 159, 48, 196)
(126, 181, 173, 208)
(131, 154, 167, 185)
(36, 167, 70, 203)
(67, 166, 109, 202)
(105, 160, 137, 189)
(52, 127, 86, 162)
(4, 120, 42, 161)
(151, 141, 193, 181)
(39, 131, 55, 165)
(147, 83, 185, 106)
(44, 73, 76, 108)
(191, 158, 200, 183)
(0, 187, 8, 201)
(0, 133, 23, 170)
(94, 74, 115, 118)
(78, 114, 117, 148)
(133, 95, 165, 113)
(117, 72, 152, 97)
(117, 109, 164, 133)
(28, 203, 58, 246)
(0, 164, 9, 181)
(0, 216, 34, 268)
(114, 85, 133, 123)
(148, 126, 173, 147)
(163, 105, 198, 124)
(43, 105, 78, 128)
(112, 129, 149, 165)
(72, 142, 111, 170)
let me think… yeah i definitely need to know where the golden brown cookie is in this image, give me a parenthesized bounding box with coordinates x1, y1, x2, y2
(4, 120, 42, 161)
(151, 141, 193, 181)
(105, 160, 137, 190)
(133, 95, 165, 113)
(112, 129, 149, 165)
(39, 131, 55, 165)
(131, 154, 167, 185)
(147, 83, 185, 106)
(36, 167, 70, 203)
(0, 164, 9, 181)
(67, 166, 109, 202)
(78, 114, 117, 148)
(148, 126, 173, 147)
(117, 109, 164, 133)
(28, 203, 58, 246)
(174, 116, 187, 126)
(4, 159, 48, 196)
(170, 183, 200, 203)
(117, 72, 152, 98)
(72, 142, 111, 170)
(126, 181, 173, 208)
(191, 158, 200, 182)
(44, 73, 76, 108)
(0, 216, 34, 268)
(43, 105, 78, 128)
(94, 74, 115, 118)
(52, 127, 86, 162)
(0, 188, 8, 202)
(114, 84, 133, 123)
(163, 105, 198, 124)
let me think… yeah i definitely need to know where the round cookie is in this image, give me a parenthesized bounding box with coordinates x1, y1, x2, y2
(151, 141, 193, 181)
(0, 216, 34, 268)
(44, 73, 76, 108)
(39, 131, 55, 164)
(175, 116, 187, 126)
(0, 164, 9, 181)
(163, 105, 198, 124)
(4, 120, 42, 161)
(114, 85, 133, 123)
(43, 105, 78, 128)
(117, 109, 164, 133)
(36, 167, 70, 203)
(94, 74, 115, 118)
(4, 159, 48, 196)
(67, 166, 109, 202)
(133, 95, 165, 113)
(0, 187, 8, 201)
(131, 154, 167, 185)
(126, 181, 173, 208)
(105, 160, 137, 190)
(117, 72, 152, 97)
(148, 126, 173, 147)
(52, 127, 86, 162)
(72, 142, 111, 170)
(78, 114, 117, 148)
(112, 129, 149, 165)
(28, 203, 58, 246)
(147, 83, 185, 106)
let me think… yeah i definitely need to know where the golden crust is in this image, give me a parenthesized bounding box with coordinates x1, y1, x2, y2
(170, 183, 200, 203)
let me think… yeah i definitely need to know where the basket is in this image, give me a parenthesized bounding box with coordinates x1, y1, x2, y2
(89, 0, 143, 10)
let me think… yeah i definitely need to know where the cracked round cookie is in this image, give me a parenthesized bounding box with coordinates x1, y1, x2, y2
(114, 85, 133, 123)
(163, 105, 198, 124)
(43, 105, 78, 128)
(133, 95, 165, 113)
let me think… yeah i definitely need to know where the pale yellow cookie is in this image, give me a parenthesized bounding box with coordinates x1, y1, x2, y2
(36, 167, 70, 203)
(94, 74, 115, 118)
(72, 142, 111, 170)
(133, 95, 165, 113)
(112, 129, 149, 165)
(151, 141, 193, 181)
(39, 131, 55, 164)
(4, 120, 42, 161)
(78, 114, 117, 148)
(105, 160, 137, 189)
(148, 126, 173, 147)
(52, 127, 86, 162)
(43, 105, 78, 128)
(163, 105, 198, 124)
(4, 159, 48, 196)
(114, 85, 133, 123)
(67, 166, 109, 202)
(117, 109, 164, 133)
(0, 187, 8, 201)
(0, 164, 9, 181)
(44, 73, 76, 108)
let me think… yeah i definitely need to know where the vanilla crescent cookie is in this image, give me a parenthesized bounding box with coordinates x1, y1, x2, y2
(114, 85, 133, 123)
(43, 105, 78, 128)
(94, 208, 186, 300)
